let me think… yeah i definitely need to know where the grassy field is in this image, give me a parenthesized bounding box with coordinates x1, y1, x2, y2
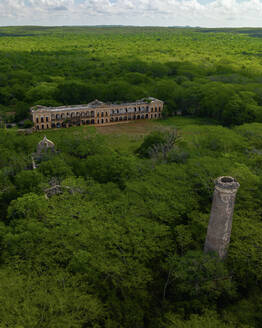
(96, 117, 218, 151)
(30, 116, 216, 153)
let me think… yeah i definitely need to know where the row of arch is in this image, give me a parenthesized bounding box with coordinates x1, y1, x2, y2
(36, 106, 162, 123)
(51, 111, 96, 120)
(111, 106, 161, 115)
(36, 113, 161, 130)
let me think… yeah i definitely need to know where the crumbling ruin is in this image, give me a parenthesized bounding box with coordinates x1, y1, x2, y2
(32, 136, 57, 169)
(37, 136, 56, 155)
(204, 176, 240, 259)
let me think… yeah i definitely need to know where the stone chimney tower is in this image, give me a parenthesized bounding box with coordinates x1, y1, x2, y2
(204, 176, 240, 259)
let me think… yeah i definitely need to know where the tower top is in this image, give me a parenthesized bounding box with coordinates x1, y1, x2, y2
(215, 176, 240, 193)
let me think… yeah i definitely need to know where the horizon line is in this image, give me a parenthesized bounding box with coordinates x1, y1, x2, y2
(0, 24, 262, 29)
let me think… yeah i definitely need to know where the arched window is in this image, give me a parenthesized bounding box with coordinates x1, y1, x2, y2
(56, 114, 60, 120)
(101, 112, 104, 117)
(51, 114, 55, 120)
(36, 117, 39, 123)
(46, 117, 49, 122)
(91, 111, 94, 117)
(41, 124, 44, 129)
(41, 117, 44, 123)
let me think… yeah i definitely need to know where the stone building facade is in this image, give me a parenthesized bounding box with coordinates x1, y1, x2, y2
(31, 98, 164, 130)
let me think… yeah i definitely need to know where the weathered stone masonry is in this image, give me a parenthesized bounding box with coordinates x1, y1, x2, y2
(204, 176, 240, 259)
(31, 98, 164, 130)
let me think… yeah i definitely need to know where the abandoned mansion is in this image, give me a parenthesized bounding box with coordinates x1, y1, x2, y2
(31, 98, 164, 130)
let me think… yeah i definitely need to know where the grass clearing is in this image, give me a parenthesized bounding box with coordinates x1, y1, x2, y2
(18, 117, 217, 153)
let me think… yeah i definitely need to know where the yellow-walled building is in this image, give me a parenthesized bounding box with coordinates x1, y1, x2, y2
(31, 98, 164, 130)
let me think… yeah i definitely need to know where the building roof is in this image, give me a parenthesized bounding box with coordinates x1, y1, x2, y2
(88, 99, 106, 107)
(31, 98, 163, 113)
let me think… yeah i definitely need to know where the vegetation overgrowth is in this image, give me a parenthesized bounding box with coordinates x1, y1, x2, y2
(1, 26, 262, 125)
(1, 117, 262, 327)
(1, 26, 262, 327)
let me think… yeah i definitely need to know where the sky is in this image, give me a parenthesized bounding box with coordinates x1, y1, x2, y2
(0, 0, 262, 27)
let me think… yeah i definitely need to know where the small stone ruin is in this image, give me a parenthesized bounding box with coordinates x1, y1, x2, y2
(37, 136, 56, 155)
(32, 136, 56, 169)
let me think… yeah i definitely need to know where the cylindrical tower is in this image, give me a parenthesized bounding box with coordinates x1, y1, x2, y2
(204, 176, 240, 259)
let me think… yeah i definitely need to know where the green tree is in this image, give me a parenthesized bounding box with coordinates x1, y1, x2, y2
(38, 157, 73, 180)
(166, 251, 236, 311)
(14, 170, 45, 195)
(222, 94, 253, 126)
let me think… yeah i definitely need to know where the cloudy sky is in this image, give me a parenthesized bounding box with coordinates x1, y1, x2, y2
(0, 0, 262, 27)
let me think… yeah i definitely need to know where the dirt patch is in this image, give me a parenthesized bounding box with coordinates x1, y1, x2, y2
(95, 120, 164, 136)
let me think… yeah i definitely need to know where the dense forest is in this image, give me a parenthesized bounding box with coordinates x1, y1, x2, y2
(1, 26, 262, 126)
(1, 26, 262, 327)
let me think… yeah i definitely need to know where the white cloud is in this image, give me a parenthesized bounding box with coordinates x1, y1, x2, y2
(0, 0, 262, 27)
